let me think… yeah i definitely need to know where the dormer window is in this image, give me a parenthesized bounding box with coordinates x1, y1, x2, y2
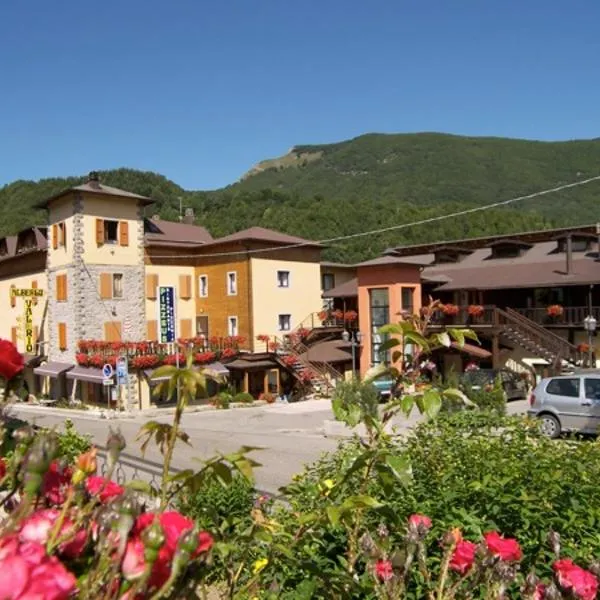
(16, 230, 37, 254)
(487, 240, 532, 260)
(433, 245, 472, 265)
(554, 233, 595, 254)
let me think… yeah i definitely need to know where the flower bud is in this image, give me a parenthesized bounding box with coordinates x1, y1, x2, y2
(142, 519, 165, 564)
(106, 427, 126, 470)
(522, 571, 540, 595)
(360, 532, 377, 557)
(547, 530, 560, 558)
(377, 523, 389, 540)
(73, 448, 97, 485)
(23, 434, 58, 497)
(544, 582, 562, 600)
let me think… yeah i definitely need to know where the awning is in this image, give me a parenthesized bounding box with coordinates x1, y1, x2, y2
(66, 367, 105, 384)
(33, 362, 73, 378)
(144, 369, 171, 384)
(450, 342, 492, 359)
(225, 359, 278, 370)
(200, 362, 229, 376)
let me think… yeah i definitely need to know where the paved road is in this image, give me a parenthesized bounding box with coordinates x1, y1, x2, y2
(10, 399, 530, 494)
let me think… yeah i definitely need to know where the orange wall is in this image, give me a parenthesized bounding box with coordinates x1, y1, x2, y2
(357, 264, 422, 376)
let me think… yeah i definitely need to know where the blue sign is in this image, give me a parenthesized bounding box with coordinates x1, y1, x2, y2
(102, 363, 114, 379)
(158, 286, 177, 343)
(116, 356, 128, 385)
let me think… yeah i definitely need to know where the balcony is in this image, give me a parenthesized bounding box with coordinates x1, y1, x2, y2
(513, 306, 600, 328)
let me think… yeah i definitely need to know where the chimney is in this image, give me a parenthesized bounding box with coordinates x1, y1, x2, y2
(87, 171, 101, 189)
(566, 234, 573, 275)
(183, 207, 195, 225)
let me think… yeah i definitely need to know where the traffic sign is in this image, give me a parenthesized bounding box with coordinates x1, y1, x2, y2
(102, 364, 114, 379)
(116, 356, 128, 385)
(103, 378, 113, 386)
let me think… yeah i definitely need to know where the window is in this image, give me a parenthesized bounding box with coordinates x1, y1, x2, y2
(198, 275, 208, 298)
(104, 321, 122, 342)
(228, 316, 238, 337)
(56, 273, 68, 302)
(584, 378, 600, 400)
(58, 323, 67, 351)
(52, 222, 66, 250)
(322, 273, 335, 291)
(546, 378, 580, 398)
(227, 272, 237, 296)
(401, 287, 415, 314)
(369, 289, 390, 365)
(278, 314, 291, 331)
(196, 316, 209, 337)
(277, 270, 290, 288)
(100, 273, 123, 299)
(179, 275, 192, 299)
(112, 274, 123, 298)
(146, 274, 158, 299)
(104, 220, 119, 244)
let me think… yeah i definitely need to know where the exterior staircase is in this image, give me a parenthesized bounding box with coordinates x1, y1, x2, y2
(496, 307, 583, 369)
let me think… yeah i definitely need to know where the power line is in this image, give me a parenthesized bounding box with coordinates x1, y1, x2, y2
(147, 174, 600, 260)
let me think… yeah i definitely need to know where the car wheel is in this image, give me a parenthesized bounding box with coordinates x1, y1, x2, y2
(539, 414, 561, 439)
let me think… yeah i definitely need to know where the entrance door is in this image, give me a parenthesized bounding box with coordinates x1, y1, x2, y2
(196, 316, 209, 337)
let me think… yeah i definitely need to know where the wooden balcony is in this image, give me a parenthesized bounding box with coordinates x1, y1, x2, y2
(513, 306, 600, 328)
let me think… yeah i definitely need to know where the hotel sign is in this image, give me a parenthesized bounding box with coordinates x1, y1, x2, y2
(158, 286, 176, 343)
(11, 288, 45, 353)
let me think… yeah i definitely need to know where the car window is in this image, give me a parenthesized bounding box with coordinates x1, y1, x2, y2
(546, 378, 580, 398)
(584, 378, 600, 400)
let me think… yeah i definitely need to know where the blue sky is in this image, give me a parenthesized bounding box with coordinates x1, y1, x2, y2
(1, 0, 599, 190)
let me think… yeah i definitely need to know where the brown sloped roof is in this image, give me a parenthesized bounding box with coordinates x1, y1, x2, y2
(298, 340, 353, 364)
(210, 226, 321, 247)
(145, 219, 213, 245)
(322, 277, 358, 298)
(355, 255, 428, 267)
(36, 181, 154, 208)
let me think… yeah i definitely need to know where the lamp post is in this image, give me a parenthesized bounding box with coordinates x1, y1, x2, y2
(583, 315, 597, 367)
(342, 330, 363, 378)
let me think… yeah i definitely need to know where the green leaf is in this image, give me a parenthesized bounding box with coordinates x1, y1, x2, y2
(448, 328, 464, 347)
(422, 389, 442, 418)
(326, 506, 341, 527)
(341, 495, 383, 510)
(435, 332, 452, 348)
(400, 395, 414, 416)
(363, 363, 389, 383)
(378, 323, 404, 335)
(403, 331, 430, 350)
(378, 338, 401, 353)
(443, 388, 475, 406)
(383, 454, 413, 485)
(124, 480, 156, 495)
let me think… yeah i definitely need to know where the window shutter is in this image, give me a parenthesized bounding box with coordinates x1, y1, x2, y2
(104, 321, 122, 342)
(119, 221, 129, 246)
(179, 275, 191, 299)
(100, 273, 112, 299)
(95, 219, 104, 245)
(147, 320, 158, 341)
(62, 275, 68, 301)
(31, 280, 38, 306)
(52, 224, 58, 249)
(146, 274, 158, 299)
(180, 318, 192, 339)
(58, 323, 67, 350)
(11, 327, 18, 346)
(59, 223, 66, 247)
(10, 285, 16, 308)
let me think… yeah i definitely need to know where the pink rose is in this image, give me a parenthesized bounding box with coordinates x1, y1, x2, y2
(534, 583, 546, 600)
(85, 476, 124, 503)
(0, 534, 20, 561)
(0, 555, 30, 599)
(19, 555, 77, 600)
(449, 540, 477, 575)
(408, 514, 432, 531)
(484, 531, 522, 562)
(19, 509, 87, 558)
(121, 538, 146, 581)
(374, 559, 394, 582)
(554, 559, 598, 600)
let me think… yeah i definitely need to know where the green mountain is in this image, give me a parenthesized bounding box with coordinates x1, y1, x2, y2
(2, 133, 600, 262)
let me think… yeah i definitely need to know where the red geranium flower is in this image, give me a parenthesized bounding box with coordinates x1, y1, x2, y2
(449, 540, 477, 574)
(0, 340, 24, 381)
(553, 559, 598, 600)
(0, 457, 6, 480)
(221, 348, 237, 359)
(484, 531, 522, 562)
(374, 559, 394, 582)
(85, 476, 124, 503)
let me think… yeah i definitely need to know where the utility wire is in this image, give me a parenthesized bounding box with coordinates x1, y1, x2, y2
(147, 174, 600, 260)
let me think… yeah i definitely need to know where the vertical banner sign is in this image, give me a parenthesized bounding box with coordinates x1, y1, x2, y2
(158, 286, 176, 343)
(11, 288, 44, 353)
(116, 356, 129, 385)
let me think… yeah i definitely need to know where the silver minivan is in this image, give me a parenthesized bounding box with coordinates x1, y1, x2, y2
(528, 374, 600, 438)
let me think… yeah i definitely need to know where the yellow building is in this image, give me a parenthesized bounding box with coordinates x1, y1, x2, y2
(0, 173, 331, 408)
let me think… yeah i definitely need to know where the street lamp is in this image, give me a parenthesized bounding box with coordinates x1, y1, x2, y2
(343, 330, 363, 378)
(583, 315, 597, 367)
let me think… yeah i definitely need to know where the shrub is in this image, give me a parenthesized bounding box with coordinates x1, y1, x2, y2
(213, 391, 232, 409)
(233, 392, 254, 404)
(54, 418, 92, 463)
(463, 377, 506, 413)
(331, 379, 380, 423)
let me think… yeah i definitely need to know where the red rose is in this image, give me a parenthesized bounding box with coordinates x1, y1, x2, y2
(123, 512, 213, 588)
(484, 531, 522, 562)
(534, 583, 546, 600)
(408, 513, 432, 531)
(449, 540, 477, 574)
(554, 559, 598, 600)
(0, 340, 24, 381)
(85, 476, 124, 503)
(42, 462, 72, 506)
(0, 457, 7, 480)
(374, 559, 394, 582)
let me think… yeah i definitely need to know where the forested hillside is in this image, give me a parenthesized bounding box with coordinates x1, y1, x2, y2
(1, 133, 599, 262)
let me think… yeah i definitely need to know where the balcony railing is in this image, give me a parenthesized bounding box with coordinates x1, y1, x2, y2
(513, 306, 600, 327)
(429, 305, 497, 327)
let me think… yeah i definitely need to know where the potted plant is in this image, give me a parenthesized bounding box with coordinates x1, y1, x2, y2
(441, 303, 460, 324)
(546, 304, 564, 319)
